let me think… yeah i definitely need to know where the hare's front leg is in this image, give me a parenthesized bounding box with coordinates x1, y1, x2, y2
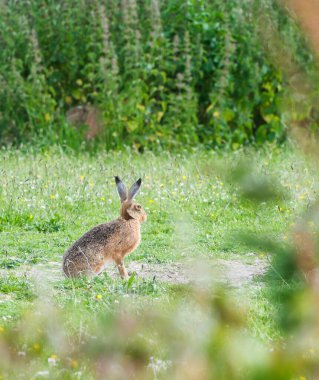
(114, 257, 129, 280)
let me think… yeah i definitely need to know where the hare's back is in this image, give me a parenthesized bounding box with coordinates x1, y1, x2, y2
(67, 220, 120, 255)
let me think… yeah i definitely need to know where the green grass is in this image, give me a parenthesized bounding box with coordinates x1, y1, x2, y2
(1, 146, 313, 264)
(0, 145, 317, 378)
(0, 146, 315, 289)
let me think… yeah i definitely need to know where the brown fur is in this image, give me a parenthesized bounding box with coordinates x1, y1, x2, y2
(62, 178, 147, 279)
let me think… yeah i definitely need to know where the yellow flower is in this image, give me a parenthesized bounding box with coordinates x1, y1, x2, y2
(96, 294, 102, 300)
(76, 79, 83, 86)
(213, 111, 220, 118)
(300, 376, 307, 380)
(100, 197, 105, 202)
(299, 194, 306, 200)
(148, 199, 155, 204)
(182, 175, 187, 180)
(65, 96, 72, 104)
(50, 354, 59, 360)
(50, 195, 55, 200)
(33, 343, 41, 351)
(259, 253, 265, 258)
(29, 214, 34, 220)
(44, 113, 51, 122)
(79, 175, 85, 181)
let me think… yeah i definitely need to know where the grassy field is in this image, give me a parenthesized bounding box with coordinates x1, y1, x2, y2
(0, 145, 317, 379)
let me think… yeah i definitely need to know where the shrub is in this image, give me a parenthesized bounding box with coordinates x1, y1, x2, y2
(0, 0, 314, 150)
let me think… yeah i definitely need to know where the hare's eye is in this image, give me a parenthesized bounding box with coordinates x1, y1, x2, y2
(135, 205, 141, 211)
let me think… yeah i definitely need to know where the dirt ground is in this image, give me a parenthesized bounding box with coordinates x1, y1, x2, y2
(121, 258, 267, 288)
(13, 256, 267, 291)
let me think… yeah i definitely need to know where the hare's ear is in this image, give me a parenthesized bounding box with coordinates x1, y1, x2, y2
(115, 176, 128, 203)
(128, 178, 142, 200)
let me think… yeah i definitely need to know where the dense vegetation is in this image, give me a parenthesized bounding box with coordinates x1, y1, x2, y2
(0, 0, 313, 150)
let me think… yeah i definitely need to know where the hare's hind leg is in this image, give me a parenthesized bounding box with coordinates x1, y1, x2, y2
(114, 256, 129, 280)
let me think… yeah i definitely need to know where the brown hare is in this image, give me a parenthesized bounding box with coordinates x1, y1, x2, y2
(63, 177, 147, 279)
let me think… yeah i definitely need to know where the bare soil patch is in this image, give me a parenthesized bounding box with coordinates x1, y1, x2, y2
(124, 258, 267, 288)
(11, 257, 267, 289)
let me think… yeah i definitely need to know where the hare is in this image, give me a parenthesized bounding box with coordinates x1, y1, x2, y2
(62, 177, 147, 279)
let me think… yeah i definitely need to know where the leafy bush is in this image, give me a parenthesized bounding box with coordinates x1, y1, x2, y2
(0, 0, 314, 149)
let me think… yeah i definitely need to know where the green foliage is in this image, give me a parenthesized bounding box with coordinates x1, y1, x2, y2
(0, 0, 313, 149)
(0, 275, 35, 300)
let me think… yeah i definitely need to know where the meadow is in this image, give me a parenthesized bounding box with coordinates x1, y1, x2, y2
(0, 145, 317, 379)
(2, 0, 319, 378)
